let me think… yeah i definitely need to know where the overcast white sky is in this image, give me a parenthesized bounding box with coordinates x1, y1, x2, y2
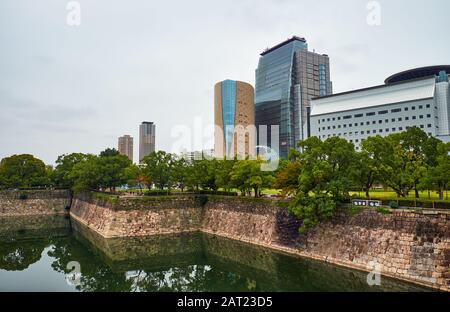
(1, 0, 449, 164)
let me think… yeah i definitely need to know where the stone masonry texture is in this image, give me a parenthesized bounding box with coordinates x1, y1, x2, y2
(0, 190, 70, 216)
(69, 194, 450, 291)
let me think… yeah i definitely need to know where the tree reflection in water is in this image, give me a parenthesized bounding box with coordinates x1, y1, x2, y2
(0, 216, 432, 292)
(0, 215, 69, 271)
(47, 235, 261, 292)
(0, 241, 47, 271)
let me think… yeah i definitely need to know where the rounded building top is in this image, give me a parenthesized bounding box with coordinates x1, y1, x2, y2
(214, 80, 254, 90)
(385, 65, 450, 84)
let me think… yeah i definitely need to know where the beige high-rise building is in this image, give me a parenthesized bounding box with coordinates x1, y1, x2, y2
(214, 80, 255, 158)
(118, 135, 133, 161)
(139, 121, 156, 162)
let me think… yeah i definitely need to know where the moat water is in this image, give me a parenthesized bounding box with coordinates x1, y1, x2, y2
(0, 215, 431, 292)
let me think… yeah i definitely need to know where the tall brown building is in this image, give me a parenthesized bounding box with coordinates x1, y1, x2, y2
(214, 80, 255, 158)
(139, 121, 156, 162)
(118, 135, 133, 162)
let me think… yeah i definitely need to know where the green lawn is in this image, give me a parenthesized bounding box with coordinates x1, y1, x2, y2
(261, 188, 450, 202)
(349, 190, 450, 201)
(261, 189, 282, 196)
(119, 187, 450, 202)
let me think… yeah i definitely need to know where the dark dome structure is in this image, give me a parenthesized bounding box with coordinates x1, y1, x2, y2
(385, 65, 450, 84)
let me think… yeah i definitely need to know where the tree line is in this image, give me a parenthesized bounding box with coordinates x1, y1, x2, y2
(274, 127, 450, 231)
(0, 148, 274, 197)
(1, 127, 449, 230)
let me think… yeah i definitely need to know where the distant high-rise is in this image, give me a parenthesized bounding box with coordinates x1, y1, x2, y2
(118, 135, 133, 161)
(139, 121, 156, 162)
(255, 36, 332, 158)
(214, 80, 255, 158)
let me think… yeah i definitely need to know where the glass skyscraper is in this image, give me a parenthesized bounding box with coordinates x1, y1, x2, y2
(221, 80, 237, 155)
(255, 36, 332, 158)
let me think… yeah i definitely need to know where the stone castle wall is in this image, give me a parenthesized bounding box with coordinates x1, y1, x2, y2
(0, 190, 71, 216)
(0, 214, 71, 242)
(70, 194, 450, 291)
(70, 195, 203, 238)
(201, 197, 301, 247)
(299, 209, 450, 290)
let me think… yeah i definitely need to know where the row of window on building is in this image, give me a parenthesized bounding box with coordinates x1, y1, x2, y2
(317, 103, 434, 124)
(319, 125, 434, 150)
(318, 114, 434, 132)
(320, 124, 433, 138)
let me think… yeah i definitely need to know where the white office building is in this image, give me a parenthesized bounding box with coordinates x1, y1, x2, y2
(180, 149, 215, 163)
(310, 66, 450, 150)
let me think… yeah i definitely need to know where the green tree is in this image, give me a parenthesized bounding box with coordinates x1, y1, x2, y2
(376, 141, 413, 198)
(419, 142, 450, 200)
(140, 151, 175, 190)
(272, 157, 302, 197)
(125, 164, 152, 190)
(172, 157, 189, 191)
(0, 154, 50, 189)
(377, 128, 433, 198)
(355, 136, 387, 197)
(215, 157, 236, 191)
(185, 161, 201, 191)
(290, 194, 336, 233)
(123, 164, 140, 189)
(68, 153, 132, 192)
(68, 156, 101, 192)
(230, 158, 274, 197)
(199, 158, 219, 191)
(52, 153, 92, 189)
(184, 158, 219, 192)
(288, 137, 357, 232)
(297, 136, 356, 200)
(389, 127, 435, 198)
(99, 148, 120, 157)
(96, 154, 133, 192)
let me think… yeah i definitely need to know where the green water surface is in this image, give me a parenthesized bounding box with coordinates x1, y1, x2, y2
(0, 215, 432, 292)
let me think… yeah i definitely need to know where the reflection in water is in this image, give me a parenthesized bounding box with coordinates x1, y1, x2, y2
(0, 215, 70, 272)
(0, 215, 432, 292)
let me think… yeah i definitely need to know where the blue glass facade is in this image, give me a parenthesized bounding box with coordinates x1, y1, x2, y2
(255, 37, 332, 158)
(255, 38, 308, 158)
(221, 80, 237, 156)
(437, 70, 449, 83)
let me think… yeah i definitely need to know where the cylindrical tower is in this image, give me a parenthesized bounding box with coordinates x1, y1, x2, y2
(214, 80, 255, 159)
